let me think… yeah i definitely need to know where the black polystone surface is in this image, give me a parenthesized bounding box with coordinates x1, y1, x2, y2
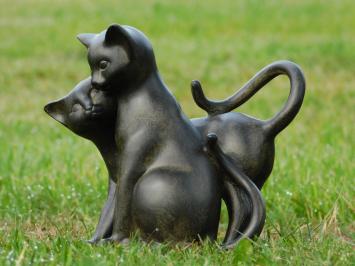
(44, 24, 305, 249)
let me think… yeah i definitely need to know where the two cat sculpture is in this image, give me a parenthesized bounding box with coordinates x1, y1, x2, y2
(45, 24, 305, 249)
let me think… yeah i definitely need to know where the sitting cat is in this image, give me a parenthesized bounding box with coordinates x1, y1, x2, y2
(45, 77, 264, 249)
(74, 23, 265, 246)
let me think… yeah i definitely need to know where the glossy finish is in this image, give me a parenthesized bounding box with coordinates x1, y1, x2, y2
(44, 24, 305, 249)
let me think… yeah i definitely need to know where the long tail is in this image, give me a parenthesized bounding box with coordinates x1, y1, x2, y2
(222, 181, 253, 247)
(191, 60, 305, 138)
(222, 181, 244, 245)
(206, 133, 266, 250)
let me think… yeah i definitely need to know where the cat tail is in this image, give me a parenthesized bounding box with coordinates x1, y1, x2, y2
(222, 181, 253, 248)
(191, 60, 305, 138)
(206, 133, 266, 250)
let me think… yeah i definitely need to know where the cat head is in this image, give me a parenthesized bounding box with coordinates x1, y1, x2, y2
(44, 77, 116, 140)
(77, 24, 157, 91)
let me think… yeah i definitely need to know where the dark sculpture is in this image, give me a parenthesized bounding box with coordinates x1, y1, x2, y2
(44, 78, 118, 242)
(44, 24, 305, 249)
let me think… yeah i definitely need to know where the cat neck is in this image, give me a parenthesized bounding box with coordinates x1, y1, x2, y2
(116, 71, 181, 118)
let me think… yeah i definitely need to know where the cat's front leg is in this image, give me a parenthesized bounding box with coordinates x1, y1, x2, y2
(88, 178, 116, 243)
(103, 134, 155, 244)
(104, 170, 141, 244)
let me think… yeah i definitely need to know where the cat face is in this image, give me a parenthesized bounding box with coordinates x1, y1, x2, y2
(44, 77, 116, 140)
(77, 24, 157, 91)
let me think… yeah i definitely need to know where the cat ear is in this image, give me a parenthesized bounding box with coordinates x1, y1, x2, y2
(104, 24, 131, 47)
(44, 99, 68, 126)
(77, 33, 95, 48)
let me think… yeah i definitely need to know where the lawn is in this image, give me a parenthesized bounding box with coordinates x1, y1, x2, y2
(0, 0, 354, 265)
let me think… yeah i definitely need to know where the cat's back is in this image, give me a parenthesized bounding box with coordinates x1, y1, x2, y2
(192, 112, 274, 185)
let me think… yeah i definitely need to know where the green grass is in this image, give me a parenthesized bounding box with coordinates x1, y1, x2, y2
(0, 0, 354, 265)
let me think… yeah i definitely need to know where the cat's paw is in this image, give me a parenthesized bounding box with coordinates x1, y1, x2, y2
(99, 233, 130, 245)
(86, 237, 100, 245)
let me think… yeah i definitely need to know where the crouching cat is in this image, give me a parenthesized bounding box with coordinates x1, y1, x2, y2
(44, 78, 118, 242)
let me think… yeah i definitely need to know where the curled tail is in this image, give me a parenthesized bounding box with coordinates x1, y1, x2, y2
(192, 60, 305, 137)
(206, 133, 266, 250)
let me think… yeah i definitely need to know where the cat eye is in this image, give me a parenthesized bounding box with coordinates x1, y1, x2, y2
(99, 60, 109, 70)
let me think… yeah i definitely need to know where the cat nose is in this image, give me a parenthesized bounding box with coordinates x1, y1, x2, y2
(91, 80, 109, 91)
(91, 73, 105, 89)
(91, 80, 100, 88)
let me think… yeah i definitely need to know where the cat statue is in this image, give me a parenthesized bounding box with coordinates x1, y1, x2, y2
(74, 24, 267, 246)
(45, 59, 304, 247)
(44, 78, 118, 242)
(45, 78, 264, 249)
(45, 23, 304, 249)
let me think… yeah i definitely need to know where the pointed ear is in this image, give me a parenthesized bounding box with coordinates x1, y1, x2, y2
(77, 33, 96, 48)
(104, 24, 131, 47)
(44, 99, 68, 126)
